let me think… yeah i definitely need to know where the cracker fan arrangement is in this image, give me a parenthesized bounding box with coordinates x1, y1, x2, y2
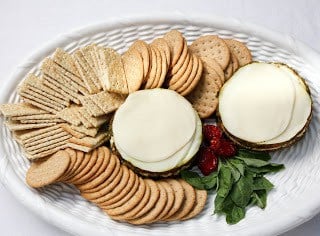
(0, 30, 312, 225)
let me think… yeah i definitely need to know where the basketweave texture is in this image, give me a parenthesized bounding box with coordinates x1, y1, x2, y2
(1, 17, 320, 236)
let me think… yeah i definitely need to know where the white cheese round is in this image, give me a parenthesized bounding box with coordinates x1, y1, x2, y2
(113, 88, 196, 163)
(219, 63, 296, 143)
(117, 112, 202, 172)
(261, 65, 312, 144)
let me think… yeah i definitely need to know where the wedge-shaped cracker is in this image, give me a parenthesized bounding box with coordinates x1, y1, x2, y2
(6, 121, 55, 131)
(73, 50, 101, 94)
(0, 103, 48, 117)
(98, 47, 128, 94)
(56, 106, 82, 126)
(90, 90, 125, 114)
(61, 123, 98, 137)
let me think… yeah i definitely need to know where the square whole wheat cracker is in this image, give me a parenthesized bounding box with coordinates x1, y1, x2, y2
(42, 58, 88, 95)
(20, 119, 64, 124)
(73, 50, 101, 94)
(75, 107, 93, 128)
(19, 86, 66, 110)
(56, 106, 82, 126)
(0, 103, 48, 117)
(6, 121, 55, 130)
(78, 107, 109, 128)
(17, 125, 62, 141)
(24, 130, 70, 148)
(42, 57, 88, 95)
(80, 44, 100, 76)
(67, 132, 109, 152)
(21, 98, 58, 114)
(60, 123, 98, 137)
(26, 134, 71, 154)
(42, 74, 81, 104)
(69, 132, 109, 148)
(79, 95, 105, 117)
(53, 48, 82, 79)
(11, 114, 59, 121)
(19, 91, 63, 112)
(22, 126, 65, 144)
(25, 143, 69, 160)
(98, 47, 128, 94)
(66, 143, 92, 152)
(60, 123, 86, 138)
(21, 74, 70, 106)
(90, 90, 126, 114)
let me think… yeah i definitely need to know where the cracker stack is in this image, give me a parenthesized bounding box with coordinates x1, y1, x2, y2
(26, 146, 207, 224)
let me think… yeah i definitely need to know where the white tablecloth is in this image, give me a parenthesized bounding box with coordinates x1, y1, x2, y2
(0, 0, 319, 235)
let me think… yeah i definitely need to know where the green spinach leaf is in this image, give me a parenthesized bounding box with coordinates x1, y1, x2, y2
(230, 171, 253, 208)
(252, 177, 274, 191)
(226, 205, 246, 225)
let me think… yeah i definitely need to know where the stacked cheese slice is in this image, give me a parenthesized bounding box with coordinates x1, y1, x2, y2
(219, 62, 312, 151)
(112, 89, 202, 177)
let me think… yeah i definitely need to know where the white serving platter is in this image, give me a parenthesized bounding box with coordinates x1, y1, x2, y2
(1, 14, 320, 236)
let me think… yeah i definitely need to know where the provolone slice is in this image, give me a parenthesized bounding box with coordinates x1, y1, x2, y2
(113, 89, 196, 162)
(261, 65, 312, 144)
(219, 63, 295, 143)
(118, 112, 202, 172)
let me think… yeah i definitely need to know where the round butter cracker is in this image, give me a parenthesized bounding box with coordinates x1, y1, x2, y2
(26, 150, 70, 188)
(190, 35, 230, 70)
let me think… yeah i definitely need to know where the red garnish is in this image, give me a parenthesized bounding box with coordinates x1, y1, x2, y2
(203, 125, 222, 142)
(209, 138, 221, 153)
(197, 147, 219, 176)
(216, 139, 237, 158)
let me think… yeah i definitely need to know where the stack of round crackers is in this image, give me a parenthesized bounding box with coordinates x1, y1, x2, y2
(26, 146, 207, 225)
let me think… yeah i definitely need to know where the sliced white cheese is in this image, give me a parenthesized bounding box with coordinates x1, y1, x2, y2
(219, 63, 296, 143)
(261, 65, 312, 144)
(118, 112, 202, 172)
(113, 88, 196, 162)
